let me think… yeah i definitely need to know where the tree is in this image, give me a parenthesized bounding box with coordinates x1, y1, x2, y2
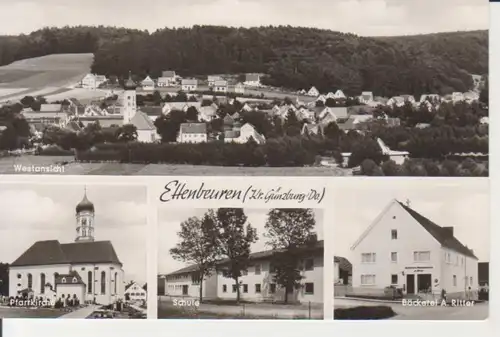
(264, 208, 317, 303)
(170, 215, 219, 302)
(154, 110, 187, 142)
(117, 124, 138, 142)
(186, 106, 199, 121)
(210, 208, 258, 303)
(0, 262, 8, 296)
(284, 110, 301, 137)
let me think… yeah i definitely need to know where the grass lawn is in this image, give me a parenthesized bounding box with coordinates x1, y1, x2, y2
(0, 307, 65, 318)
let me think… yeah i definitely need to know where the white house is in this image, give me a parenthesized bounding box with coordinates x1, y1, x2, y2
(160, 241, 324, 304)
(181, 79, 198, 92)
(333, 89, 347, 100)
(208, 75, 222, 87)
(157, 71, 177, 87)
(307, 86, 320, 97)
(350, 199, 479, 301)
(9, 190, 125, 306)
(129, 111, 157, 143)
(213, 80, 228, 93)
(224, 123, 265, 144)
(359, 91, 374, 104)
(234, 83, 245, 94)
(452, 92, 465, 102)
(244, 73, 261, 87)
(377, 138, 409, 165)
(81, 74, 107, 90)
(141, 76, 155, 91)
(176, 123, 207, 143)
(124, 282, 147, 303)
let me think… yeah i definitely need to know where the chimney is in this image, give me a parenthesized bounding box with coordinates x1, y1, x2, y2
(443, 226, 454, 236)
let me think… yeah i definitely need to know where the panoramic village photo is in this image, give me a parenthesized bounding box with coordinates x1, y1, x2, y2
(0, 183, 148, 319)
(0, 0, 489, 176)
(157, 208, 324, 319)
(332, 179, 489, 320)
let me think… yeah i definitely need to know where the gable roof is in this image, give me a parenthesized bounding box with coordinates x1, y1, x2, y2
(334, 256, 352, 274)
(11, 240, 122, 267)
(179, 123, 207, 134)
(398, 202, 478, 259)
(131, 111, 155, 130)
(162, 71, 176, 78)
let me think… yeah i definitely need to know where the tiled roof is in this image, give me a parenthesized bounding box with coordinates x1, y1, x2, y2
(56, 271, 85, 285)
(334, 256, 352, 274)
(162, 71, 176, 78)
(182, 79, 198, 85)
(11, 240, 122, 266)
(164, 240, 324, 276)
(179, 123, 207, 134)
(130, 111, 155, 130)
(245, 74, 260, 81)
(40, 104, 62, 112)
(214, 80, 228, 86)
(140, 106, 163, 116)
(398, 202, 478, 259)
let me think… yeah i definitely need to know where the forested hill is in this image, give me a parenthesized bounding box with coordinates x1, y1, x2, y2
(0, 26, 488, 97)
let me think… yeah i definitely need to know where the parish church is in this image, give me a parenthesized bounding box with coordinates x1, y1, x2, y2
(9, 189, 125, 306)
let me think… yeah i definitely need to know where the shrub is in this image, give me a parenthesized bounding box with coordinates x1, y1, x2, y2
(38, 145, 74, 156)
(334, 306, 396, 320)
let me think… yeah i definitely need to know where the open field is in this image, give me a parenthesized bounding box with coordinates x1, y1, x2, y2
(0, 53, 93, 100)
(0, 155, 352, 176)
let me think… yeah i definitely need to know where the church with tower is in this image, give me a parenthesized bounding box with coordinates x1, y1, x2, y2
(121, 72, 157, 143)
(8, 189, 125, 306)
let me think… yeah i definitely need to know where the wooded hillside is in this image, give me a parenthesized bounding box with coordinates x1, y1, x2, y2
(0, 26, 488, 97)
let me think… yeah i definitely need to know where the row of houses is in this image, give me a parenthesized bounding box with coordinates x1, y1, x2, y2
(159, 240, 324, 304)
(305, 87, 480, 108)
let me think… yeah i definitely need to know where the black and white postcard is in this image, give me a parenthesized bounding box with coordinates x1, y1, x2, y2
(0, 0, 488, 177)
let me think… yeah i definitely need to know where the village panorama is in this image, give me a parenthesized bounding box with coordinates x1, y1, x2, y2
(0, 26, 488, 176)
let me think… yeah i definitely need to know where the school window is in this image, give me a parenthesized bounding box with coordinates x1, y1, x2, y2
(255, 284, 261, 293)
(391, 229, 398, 240)
(255, 264, 261, 275)
(243, 284, 248, 293)
(305, 283, 314, 295)
(361, 274, 376, 285)
(391, 252, 398, 262)
(453, 275, 457, 286)
(361, 253, 376, 263)
(270, 283, 276, 294)
(232, 284, 237, 293)
(305, 258, 314, 271)
(413, 251, 430, 262)
(391, 274, 398, 285)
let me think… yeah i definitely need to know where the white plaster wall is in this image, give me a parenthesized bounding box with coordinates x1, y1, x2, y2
(352, 201, 442, 295)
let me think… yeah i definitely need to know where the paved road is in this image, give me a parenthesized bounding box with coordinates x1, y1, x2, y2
(60, 305, 100, 318)
(334, 298, 489, 320)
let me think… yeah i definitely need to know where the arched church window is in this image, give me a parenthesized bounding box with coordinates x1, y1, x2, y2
(40, 273, 45, 294)
(101, 271, 106, 294)
(17, 273, 21, 279)
(114, 272, 118, 294)
(27, 273, 33, 289)
(88, 271, 92, 294)
(82, 229, 87, 236)
(82, 218, 87, 226)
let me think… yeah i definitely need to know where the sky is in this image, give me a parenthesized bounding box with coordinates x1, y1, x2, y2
(0, 184, 148, 285)
(333, 179, 490, 262)
(158, 208, 324, 274)
(0, 0, 489, 37)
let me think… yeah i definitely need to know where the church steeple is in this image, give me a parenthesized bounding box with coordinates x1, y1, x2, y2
(123, 70, 137, 123)
(75, 186, 95, 243)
